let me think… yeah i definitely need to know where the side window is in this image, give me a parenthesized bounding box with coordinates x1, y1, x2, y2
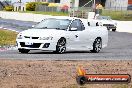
(70, 20, 79, 29)
(70, 19, 85, 31)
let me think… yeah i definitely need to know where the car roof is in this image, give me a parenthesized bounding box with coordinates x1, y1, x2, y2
(46, 16, 81, 20)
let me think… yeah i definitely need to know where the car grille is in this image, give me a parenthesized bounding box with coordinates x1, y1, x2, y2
(24, 36, 39, 39)
(20, 42, 41, 48)
(32, 37, 39, 39)
(103, 24, 114, 26)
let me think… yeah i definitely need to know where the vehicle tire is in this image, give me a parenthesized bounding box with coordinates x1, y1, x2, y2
(76, 76, 87, 85)
(18, 49, 30, 53)
(56, 38, 66, 54)
(112, 28, 116, 32)
(91, 38, 102, 53)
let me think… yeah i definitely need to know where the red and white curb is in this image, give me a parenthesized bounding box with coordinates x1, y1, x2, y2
(0, 48, 7, 51)
(0, 47, 17, 51)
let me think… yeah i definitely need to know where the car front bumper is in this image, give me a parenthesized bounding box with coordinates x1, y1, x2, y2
(16, 39, 57, 51)
(103, 24, 116, 29)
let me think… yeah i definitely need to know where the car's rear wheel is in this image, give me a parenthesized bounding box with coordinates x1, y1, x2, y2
(18, 49, 30, 53)
(56, 38, 66, 54)
(91, 38, 102, 53)
(112, 28, 116, 32)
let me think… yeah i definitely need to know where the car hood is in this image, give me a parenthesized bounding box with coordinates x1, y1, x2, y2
(97, 19, 116, 24)
(20, 29, 65, 37)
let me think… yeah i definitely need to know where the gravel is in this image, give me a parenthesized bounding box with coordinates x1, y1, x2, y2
(0, 60, 132, 88)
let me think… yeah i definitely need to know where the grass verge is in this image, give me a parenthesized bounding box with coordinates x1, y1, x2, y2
(102, 10, 132, 21)
(0, 29, 18, 46)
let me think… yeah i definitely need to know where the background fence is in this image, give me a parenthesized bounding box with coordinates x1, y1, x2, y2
(35, 5, 68, 12)
(34, 4, 132, 20)
(69, 7, 132, 20)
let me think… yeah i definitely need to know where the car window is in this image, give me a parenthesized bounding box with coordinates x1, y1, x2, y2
(34, 19, 71, 30)
(70, 19, 85, 31)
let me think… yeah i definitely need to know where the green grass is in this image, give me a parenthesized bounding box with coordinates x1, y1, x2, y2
(0, 29, 18, 46)
(102, 10, 132, 21)
(20, 11, 69, 16)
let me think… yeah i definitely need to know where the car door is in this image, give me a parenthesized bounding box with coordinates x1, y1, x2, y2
(66, 19, 86, 50)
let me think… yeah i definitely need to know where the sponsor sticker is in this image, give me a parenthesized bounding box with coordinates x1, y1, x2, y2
(76, 67, 131, 85)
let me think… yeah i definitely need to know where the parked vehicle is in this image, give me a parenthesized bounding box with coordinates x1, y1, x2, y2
(88, 16, 117, 32)
(16, 17, 108, 54)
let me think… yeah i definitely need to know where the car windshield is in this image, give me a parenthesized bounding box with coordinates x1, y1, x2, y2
(34, 19, 71, 30)
(97, 16, 111, 20)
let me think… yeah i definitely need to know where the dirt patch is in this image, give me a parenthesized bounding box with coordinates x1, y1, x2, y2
(0, 59, 132, 88)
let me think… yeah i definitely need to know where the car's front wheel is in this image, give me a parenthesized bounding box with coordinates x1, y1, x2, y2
(56, 38, 66, 54)
(91, 38, 102, 53)
(18, 49, 30, 53)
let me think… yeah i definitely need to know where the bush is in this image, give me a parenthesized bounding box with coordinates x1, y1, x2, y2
(40, 2, 49, 6)
(26, 2, 49, 11)
(26, 2, 36, 11)
(4, 6, 14, 11)
(61, 5, 69, 13)
(48, 3, 58, 7)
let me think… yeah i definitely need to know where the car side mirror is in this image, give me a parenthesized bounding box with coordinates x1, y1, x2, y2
(70, 27, 77, 31)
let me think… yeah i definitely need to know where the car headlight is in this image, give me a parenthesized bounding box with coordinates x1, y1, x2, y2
(17, 35, 23, 39)
(39, 37, 53, 40)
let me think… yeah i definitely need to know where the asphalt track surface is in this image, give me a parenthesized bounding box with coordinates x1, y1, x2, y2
(0, 18, 36, 32)
(0, 18, 132, 60)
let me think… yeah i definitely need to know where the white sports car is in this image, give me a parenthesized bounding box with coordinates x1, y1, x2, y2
(16, 17, 108, 54)
(88, 16, 117, 31)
